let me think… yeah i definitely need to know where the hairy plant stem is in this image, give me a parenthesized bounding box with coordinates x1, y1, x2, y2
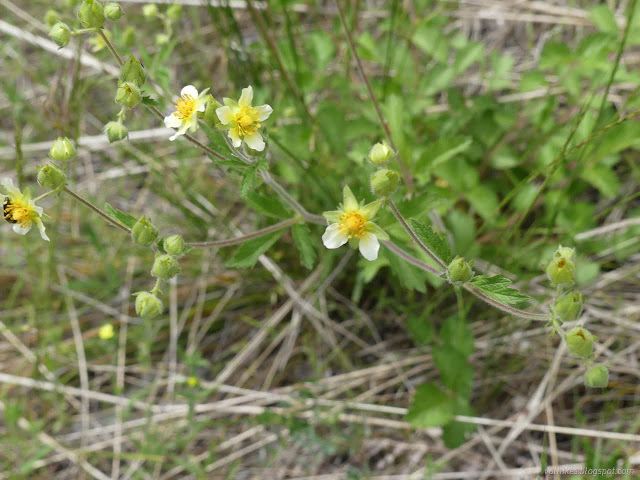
(186, 217, 299, 247)
(260, 171, 325, 224)
(333, 0, 414, 193)
(388, 198, 448, 269)
(63, 187, 131, 234)
(463, 284, 550, 322)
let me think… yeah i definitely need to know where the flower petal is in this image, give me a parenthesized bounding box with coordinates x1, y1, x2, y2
(238, 86, 253, 107)
(365, 221, 389, 241)
(164, 113, 183, 129)
(216, 106, 234, 125)
(244, 131, 265, 151)
(12, 224, 30, 235)
(228, 129, 242, 148)
(360, 199, 383, 220)
(322, 223, 348, 249)
(322, 210, 342, 224)
(34, 218, 50, 241)
(180, 85, 198, 99)
(255, 104, 273, 121)
(342, 185, 358, 211)
(358, 232, 380, 261)
(1, 178, 22, 198)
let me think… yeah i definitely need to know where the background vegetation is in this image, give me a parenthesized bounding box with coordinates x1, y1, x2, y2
(1, 0, 639, 478)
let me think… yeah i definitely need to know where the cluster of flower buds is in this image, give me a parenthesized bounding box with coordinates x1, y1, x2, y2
(367, 141, 400, 197)
(545, 246, 608, 388)
(48, 0, 124, 48)
(131, 214, 188, 319)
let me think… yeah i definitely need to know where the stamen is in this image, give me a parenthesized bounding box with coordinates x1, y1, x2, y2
(175, 94, 196, 120)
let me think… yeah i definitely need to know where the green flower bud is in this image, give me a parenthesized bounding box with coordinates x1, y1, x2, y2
(37, 163, 67, 190)
(142, 3, 158, 18)
(203, 95, 222, 128)
(566, 326, 595, 360)
(49, 137, 76, 161)
(554, 291, 584, 322)
(77, 0, 105, 28)
(163, 235, 185, 256)
(370, 169, 400, 196)
(104, 121, 128, 143)
(131, 216, 158, 246)
(584, 364, 609, 388)
(115, 81, 142, 109)
(134, 291, 163, 319)
(119, 54, 146, 86)
(368, 140, 395, 166)
(166, 4, 182, 21)
(49, 22, 71, 48)
(155, 33, 170, 46)
(151, 254, 181, 280)
(123, 26, 136, 47)
(104, 2, 123, 21)
(447, 256, 474, 284)
(44, 10, 61, 27)
(546, 255, 575, 286)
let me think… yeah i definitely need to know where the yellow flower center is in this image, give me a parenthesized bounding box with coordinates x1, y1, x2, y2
(338, 211, 367, 239)
(3, 198, 34, 229)
(174, 94, 197, 121)
(233, 105, 260, 137)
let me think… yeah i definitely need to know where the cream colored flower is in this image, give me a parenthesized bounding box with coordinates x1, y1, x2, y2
(322, 186, 389, 261)
(164, 85, 209, 141)
(216, 86, 272, 151)
(1, 178, 49, 241)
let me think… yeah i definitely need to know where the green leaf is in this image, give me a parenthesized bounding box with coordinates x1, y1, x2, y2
(291, 223, 316, 270)
(581, 164, 620, 198)
(141, 95, 161, 108)
(406, 314, 434, 345)
(418, 136, 472, 172)
(590, 5, 618, 35)
(384, 247, 426, 293)
(433, 346, 473, 396)
(410, 219, 452, 264)
(439, 313, 474, 356)
(200, 123, 246, 168)
(468, 274, 530, 307)
(454, 42, 484, 74)
(240, 165, 259, 198)
(226, 230, 284, 268)
(465, 185, 499, 221)
(245, 192, 290, 219)
(104, 203, 137, 229)
(441, 395, 475, 448)
(406, 383, 454, 428)
(412, 24, 449, 63)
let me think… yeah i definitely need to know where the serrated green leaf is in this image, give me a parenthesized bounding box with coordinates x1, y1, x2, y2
(240, 165, 259, 198)
(245, 192, 290, 218)
(406, 383, 454, 428)
(291, 223, 316, 270)
(412, 24, 449, 63)
(441, 395, 475, 448)
(433, 346, 473, 396)
(406, 314, 434, 345)
(200, 123, 246, 168)
(141, 95, 161, 108)
(226, 230, 284, 269)
(590, 5, 618, 35)
(410, 219, 452, 264)
(384, 247, 426, 293)
(104, 203, 137, 229)
(418, 136, 472, 172)
(454, 42, 484, 74)
(468, 274, 530, 307)
(440, 313, 474, 356)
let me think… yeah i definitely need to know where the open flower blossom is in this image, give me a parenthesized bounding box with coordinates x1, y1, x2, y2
(216, 86, 272, 151)
(164, 85, 209, 141)
(1, 178, 49, 241)
(322, 186, 389, 261)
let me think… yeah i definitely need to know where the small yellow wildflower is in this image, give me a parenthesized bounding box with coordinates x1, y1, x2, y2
(322, 186, 389, 261)
(1, 178, 49, 241)
(164, 85, 209, 141)
(186, 376, 198, 387)
(99, 323, 115, 340)
(216, 86, 272, 151)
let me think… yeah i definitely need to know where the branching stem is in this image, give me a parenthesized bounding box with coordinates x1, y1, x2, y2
(187, 218, 299, 247)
